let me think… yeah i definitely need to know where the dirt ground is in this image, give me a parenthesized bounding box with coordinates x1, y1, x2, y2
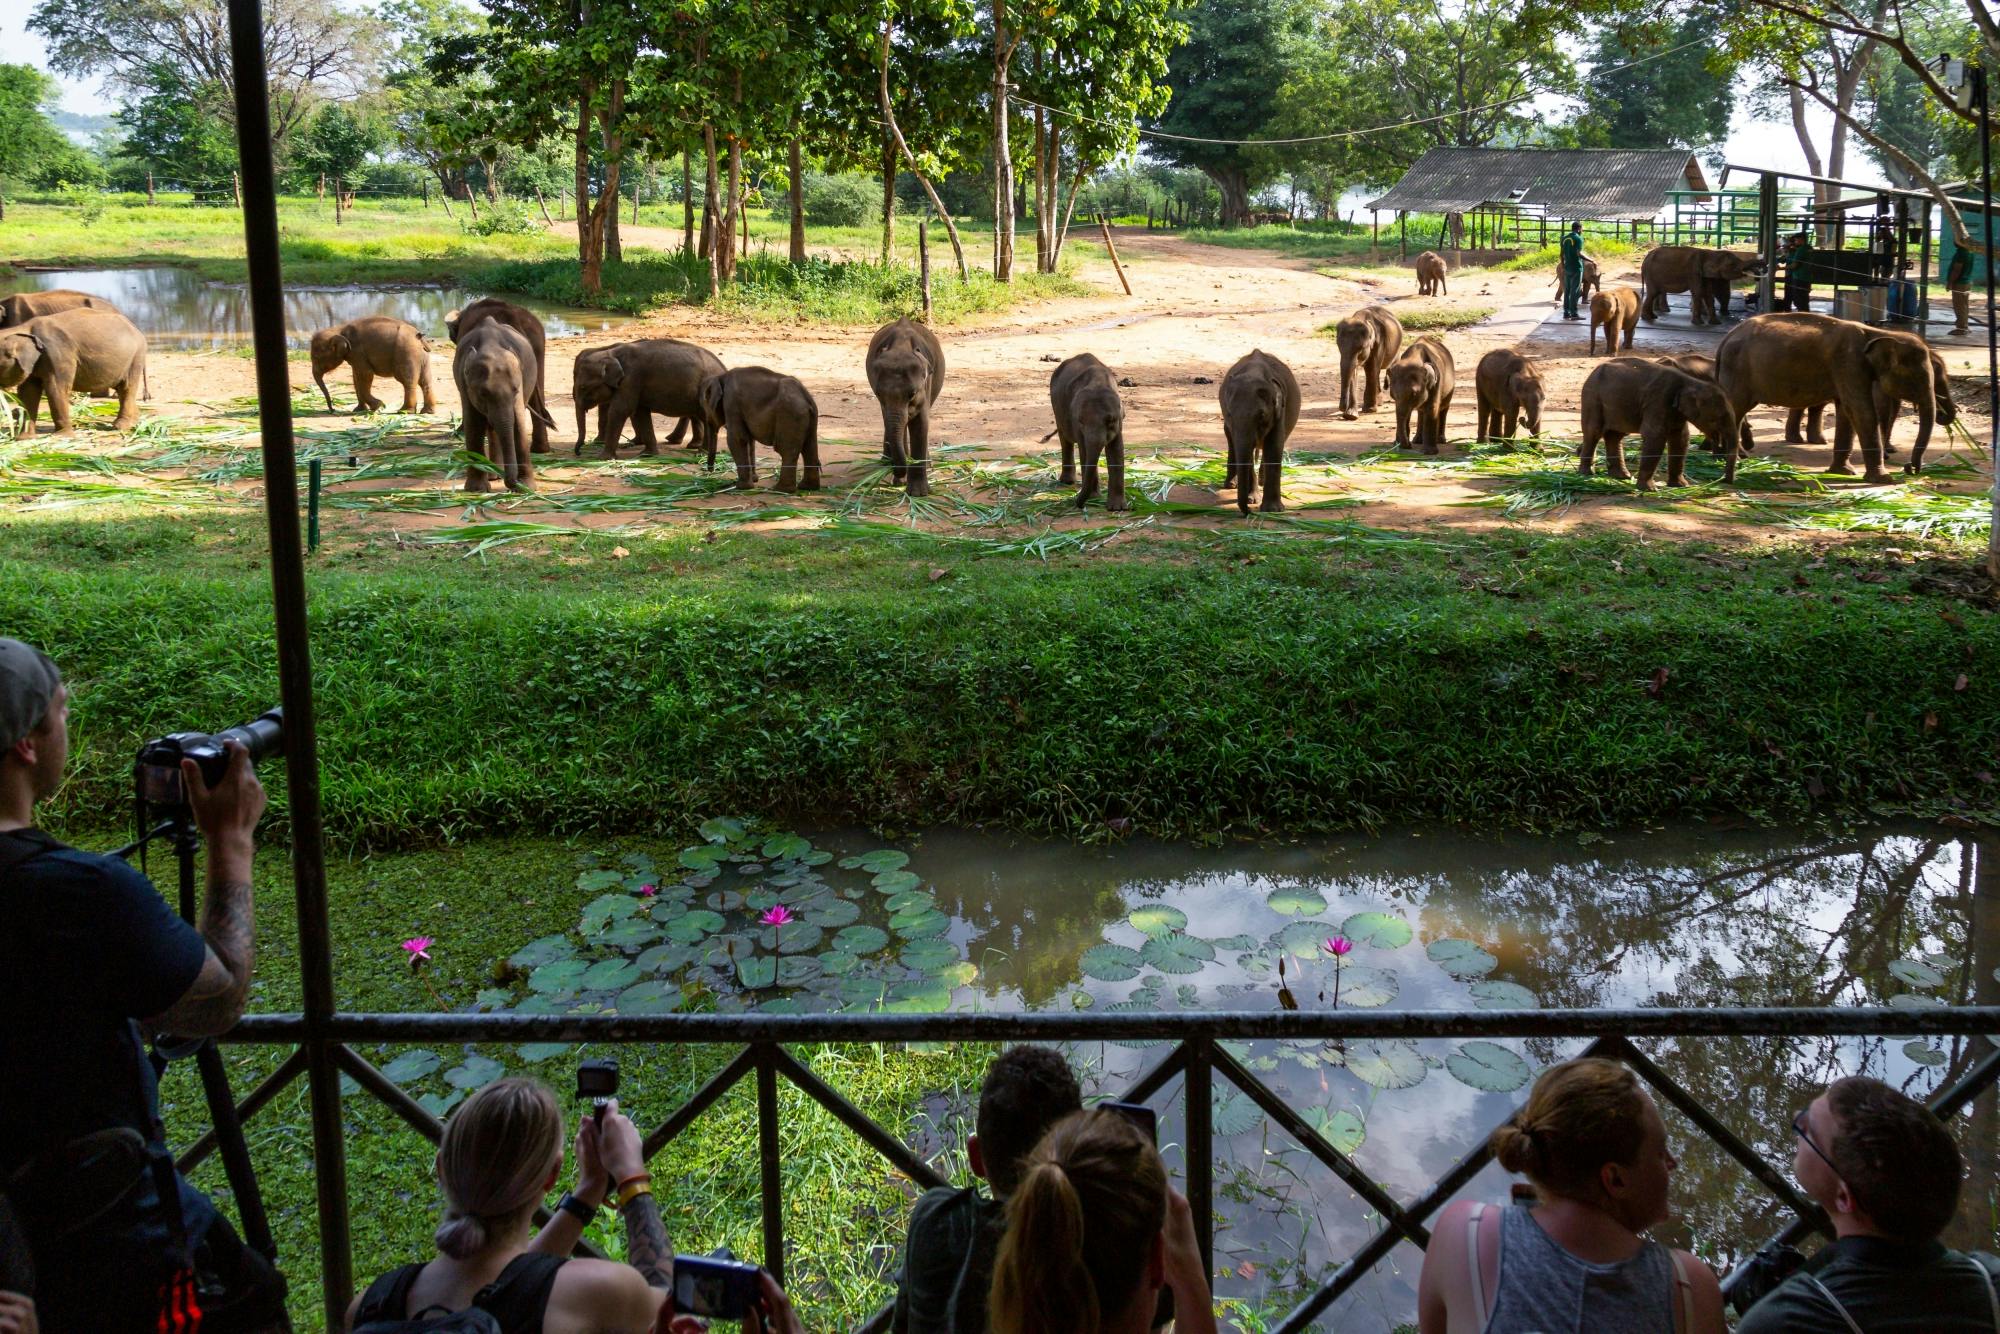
(104, 230, 2000, 544)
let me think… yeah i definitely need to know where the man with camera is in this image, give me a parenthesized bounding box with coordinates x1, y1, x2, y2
(0, 639, 288, 1332)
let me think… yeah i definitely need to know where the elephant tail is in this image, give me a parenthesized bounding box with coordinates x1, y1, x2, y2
(1039, 426, 1058, 443)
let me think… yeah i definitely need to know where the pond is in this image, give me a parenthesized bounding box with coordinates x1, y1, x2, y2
(429, 821, 1996, 1331)
(0, 267, 641, 351)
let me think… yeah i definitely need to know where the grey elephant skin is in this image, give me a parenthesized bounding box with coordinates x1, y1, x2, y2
(0, 307, 149, 437)
(866, 317, 944, 495)
(1414, 251, 1447, 296)
(573, 338, 723, 459)
(1640, 247, 1764, 324)
(1474, 350, 1542, 442)
(1334, 306, 1403, 419)
(1716, 312, 1952, 480)
(1, 289, 114, 328)
(1048, 353, 1127, 511)
(1387, 336, 1456, 454)
(1579, 358, 1738, 491)
(1219, 349, 1301, 514)
(699, 367, 822, 492)
(1589, 286, 1640, 355)
(453, 321, 552, 493)
(448, 298, 551, 454)
(310, 315, 437, 414)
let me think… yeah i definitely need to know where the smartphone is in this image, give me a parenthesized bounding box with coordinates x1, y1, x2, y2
(673, 1253, 761, 1321)
(1101, 1102, 1174, 1329)
(577, 1058, 620, 1125)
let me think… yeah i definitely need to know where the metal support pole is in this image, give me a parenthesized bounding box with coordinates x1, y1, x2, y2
(222, 0, 349, 1323)
(1185, 1037, 1213, 1276)
(307, 458, 321, 554)
(756, 1044, 784, 1283)
(1979, 67, 1998, 582)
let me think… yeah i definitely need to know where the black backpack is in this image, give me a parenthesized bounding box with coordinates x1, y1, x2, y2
(351, 1253, 565, 1334)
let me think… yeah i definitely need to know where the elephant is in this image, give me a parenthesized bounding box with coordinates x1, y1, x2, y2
(1334, 306, 1403, 419)
(1579, 358, 1739, 492)
(1715, 312, 1950, 480)
(1386, 337, 1456, 455)
(1654, 353, 1716, 381)
(697, 367, 822, 492)
(308, 315, 436, 414)
(571, 338, 723, 459)
(1781, 347, 1955, 454)
(1640, 247, 1765, 323)
(1218, 349, 1301, 515)
(865, 317, 945, 496)
(1415, 251, 1448, 296)
(452, 321, 552, 493)
(1589, 286, 1641, 355)
(446, 298, 550, 454)
(1047, 352, 1128, 512)
(1474, 349, 1543, 442)
(1580, 258, 1603, 301)
(0, 307, 148, 437)
(1, 289, 115, 328)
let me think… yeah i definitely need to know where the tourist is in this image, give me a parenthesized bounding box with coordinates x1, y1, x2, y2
(1733, 1076, 2000, 1332)
(988, 1108, 1217, 1334)
(1783, 232, 1815, 313)
(1947, 244, 1976, 336)
(894, 1045, 1083, 1334)
(0, 639, 288, 1331)
(1415, 1056, 1725, 1333)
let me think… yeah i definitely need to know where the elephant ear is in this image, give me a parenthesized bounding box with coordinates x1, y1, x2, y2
(697, 375, 725, 421)
(599, 354, 626, 389)
(3, 333, 43, 378)
(1861, 335, 1916, 377)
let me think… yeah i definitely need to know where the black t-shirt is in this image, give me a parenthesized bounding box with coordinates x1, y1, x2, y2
(892, 1186, 1005, 1334)
(1737, 1235, 2000, 1333)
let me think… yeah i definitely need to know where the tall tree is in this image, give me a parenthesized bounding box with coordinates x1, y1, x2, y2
(1336, 0, 1575, 150)
(0, 64, 95, 189)
(1577, 16, 1736, 151)
(116, 62, 241, 191)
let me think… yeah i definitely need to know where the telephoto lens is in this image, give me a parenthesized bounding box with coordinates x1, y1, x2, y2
(134, 707, 284, 811)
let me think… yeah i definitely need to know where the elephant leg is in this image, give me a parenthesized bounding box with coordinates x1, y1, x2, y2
(16, 380, 42, 437)
(1420, 404, 1439, 456)
(1603, 433, 1631, 481)
(44, 377, 73, 436)
(1636, 430, 1664, 492)
(1105, 432, 1128, 513)
(1828, 412, 1855, 475)
(354, 367, 383, 413)
(1395, 403, 1412, 449)
(1785, 407, 1805, 444)
(1475, 394, 1491, 443)
(1904, 397, 1934, 475)
(775, 445, 799, 493)
(529, 394, 550, 455)
(1880, 400, 1902, 459)
(634, 412, 661, 458)
(1665, 424, 1692, 488)
(112, 374, 140, 433)
(1363, 363, 1381, 413)
(801, 421, 822, 491)
(397, 374, 421, 414)
(1222, 422, 1239, 492)
(1505, 407, 1521, 439)
(1338, 358, 1357, 419)
(726, 413, 758, 488)
(1059, 422, 1077, 487)
(420, 361, 438, 414)
(1076, 432, 1100, 508)
(463, 411, 492, 492)
(599, 404, 627, 460)
(665, 415, 690, 446)
(1577, 431, 1599, 476)
(906, 410, 932, 499)
(1258, 433, 1284, 513)
(507, 407, 536, 492)
(1438, 390, 1453, 449)
(1847, 393, 1890, 484)
(1235, 436, 1256, 515)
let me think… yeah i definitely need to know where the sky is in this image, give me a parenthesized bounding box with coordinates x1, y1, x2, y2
(0, 0, 1888, 192)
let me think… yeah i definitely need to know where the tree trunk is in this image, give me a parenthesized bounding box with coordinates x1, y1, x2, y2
(682, 147, 694, 253)
(701, 123, 719, 261)
(991, 0, 1015, 282)
(788, 137, 807, 264)
(879, 17, 969, 280)
(1050, 167, 1085, 268)
(1204, 167, 1250, 228)
(1947, 835, 2000, 1252)
(718, 125, 742, 283)
(576, 89, 601, 292)
(1033, 46, 1048, 273)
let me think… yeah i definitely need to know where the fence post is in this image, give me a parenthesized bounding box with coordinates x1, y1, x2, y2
(334, 176, 343, 226)
(147, 171, 156, 205)
(756, 1044, 785, 1283)
(1186, 1037, 1213, 1276)
(233, 171, 242, 207)
(307, 458, 322, 553)
(919, 218, 932, 321)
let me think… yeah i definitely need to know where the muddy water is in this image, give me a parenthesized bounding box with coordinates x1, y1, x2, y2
(0, 267, 639, 351)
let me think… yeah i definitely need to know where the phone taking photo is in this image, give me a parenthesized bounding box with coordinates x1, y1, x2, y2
(577, 1058, 620, 1126)
(1101, 1101, 1173, 1329)
(673, 1253, 761, 1321)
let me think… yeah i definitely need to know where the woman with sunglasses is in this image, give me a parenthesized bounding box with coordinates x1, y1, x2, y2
(1416, 1056, 1724, 1333)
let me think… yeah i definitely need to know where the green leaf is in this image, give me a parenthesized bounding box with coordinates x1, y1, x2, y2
(699, 817, 746, 845)
(1305, 1106, 1366, 1156)
(380, 1049, 440, 1084)
(884, 889, 936, 914)
(817, 949, 862, 975)
(1274, 921, 1334, 958)
(774, 920, 824, 954)
(664, 908, 727, 944)
(841, 850, 909, 873)
(1268, 886, 1327, 916)
(580, 958, 643, 991)
(580, 893, 641, 931)
(1079, 943, 1144, 981)
(899, 938, 961, 972)
(1344, 1040, 1428, 1090)
(444, 1055, 506, 1090)
(1208, 934, 1259, 952)
(1330, 964, 1399, 1008)
(1212, 1091, 1260, 1136)
(528, 960, 589, 995)
(777, 955, 823, 987)
(474, 989, 512, 1012)
(1129, 904, 1188, 935)
(1446, 1041, 1533, 1092)
(617, 980, 681, 1014)
(761, 833, 812, 861)
(1888, 992, 1945, 1010)
(509, 935, 574, 968)
(840, 975, 889, 1008)
(577, 869, 624, 892)
(1340, 911, 1412, 949)
(519, 1042, 572, 1063)
(417, 1089, 465, 1118)
(637, 942, 697, 974)
(680, 844, 724, 869)
(1470, 980, 1539, 1010)
(872, 869, 922, 894)
(1427, 938, 1500, 980)
(1140, 932, 1216, 975)
(834, 924, 890, 955)
(804, 898, 861, 928)
(594, 920, 661, 950)
(1889, 959, 1946, 990)
(738, 955, 778, 989)
(891, 908, 951, 939)
(884, 979, 954, 1012)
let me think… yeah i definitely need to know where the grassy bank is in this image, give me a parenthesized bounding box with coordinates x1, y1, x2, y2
(5, 509, 1997, 846)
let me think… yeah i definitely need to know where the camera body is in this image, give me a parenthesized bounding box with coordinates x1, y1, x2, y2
(577, 1058, 620, 1125)
(673, 1252, 761, 1320)
(135, 709, 285, 814)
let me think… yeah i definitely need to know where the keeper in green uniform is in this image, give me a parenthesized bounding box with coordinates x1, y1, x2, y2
(1559, 221, 1590, 319)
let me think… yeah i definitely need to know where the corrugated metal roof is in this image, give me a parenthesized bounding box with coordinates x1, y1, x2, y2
(1366, 148, 1711, 221)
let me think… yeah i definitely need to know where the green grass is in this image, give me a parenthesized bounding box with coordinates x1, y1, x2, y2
(1490, 237, 1643, 272)
(1362, 306, 1495, 333)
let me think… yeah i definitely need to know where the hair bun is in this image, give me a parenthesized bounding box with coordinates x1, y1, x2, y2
(1490, 1118, 1541, 1176)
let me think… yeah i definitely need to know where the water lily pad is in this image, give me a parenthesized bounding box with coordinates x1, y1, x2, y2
(1274, 921, 1335, 958)
(529, 960, 590, 995)
(1427, 938, 1499, 980)
(777, 955, 823, 987)
(417, 1089, 466, 1118)
(474, 989, 512, 1012)
(380, 1049, 441, 1084)
(1470, 980, 1539, 1010)
(818, 950, 862, 975)
(577, 869, 625, 892)
(1129, 905, 1188, 936)
(1447, 1041, 1533, 1092)
(1176, 984, 1200, 1007)
(1208, 934, 1259, 952)
(835, 924, 890, 956)
(937, 961, 978, 987)
(1079, 944, 1144, 982)
(738, 955, 778, 989)
(705, 889, 746, 912)
(1305, 1107, 1366, 1156)
(773, 920, 824, 954)
(841, 850, 909, 873)
(872, 870, 922, 894)
(884, 889, 936, 914)
(899, 938, 961, 972)
(745, 887, 781, 912)
(444, 1055, 506, 1091)
(805, 899, 861, 928)
(1888, 992, 1944, 1010)
(1268, 886, 1328, 917)
(1904, 1039, 1948, 1066)
(761, 833, 812, 861)
(1239, 952, 1274, 977)
(594, 920, 662, 950)
(581, 958, 643, 992)
(1103, 997, 1167, 1048)
(665, 909, 727, 944)
(1889, 959, 1947, 990)
(1141, 932, 1217, 975)
(885, 979, 954, 1012)
(1330, 965, 1399, 1009)
(617, 980, 682, 1014)
(736, 862, 767, 876)
(1212, 1092, 1260, 1136)
(512, 1042, 567, 1064)
(510, 936, 575, 968)
(515, 994, 565, 1015)
(699, 816, 746, 844)
(759, 996, 807, 1014)
(1340, 911, 1412, 950)
(840, 975, 889, 1008)
(1345, 1040, 1428, 1090)
(680, 844, 725, 870)
(891, 908, 951, 939)
(637, 942, 697, 974)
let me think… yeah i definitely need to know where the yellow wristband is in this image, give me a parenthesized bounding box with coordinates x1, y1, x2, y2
(616, 1180, 654, 1210)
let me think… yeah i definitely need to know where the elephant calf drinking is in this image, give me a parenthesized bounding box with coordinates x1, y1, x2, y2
(1579, 358, 1738, 492)
(1387, 337, 1456, 455)
(699, 367, 822, 492)
(309, 315, 437, 415)
(1047, 353, 1128, 511)
(1219, 350, 1301, 515)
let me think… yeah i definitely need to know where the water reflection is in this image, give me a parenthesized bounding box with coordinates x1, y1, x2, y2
(0, 267, 639, 352)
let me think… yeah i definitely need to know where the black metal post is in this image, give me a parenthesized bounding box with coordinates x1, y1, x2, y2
(1979, 66, 1997, 559)
(756, 1044, 784, 1283)
(221, 0, 350, 1323)
(1184, 1037, 1213, 1277)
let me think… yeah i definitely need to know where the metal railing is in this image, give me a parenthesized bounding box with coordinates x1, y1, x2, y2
(184, 1006, 2000, 1332)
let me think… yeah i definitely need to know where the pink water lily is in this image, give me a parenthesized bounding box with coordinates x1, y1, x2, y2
(761, 905, 795, 927)
(639, 884, 658, 898)
(1323, 936, 1353, 958)
(402, 936, 433, 962)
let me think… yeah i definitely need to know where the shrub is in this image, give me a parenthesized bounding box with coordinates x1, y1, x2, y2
(59, 182, 106, 227)
(767, 171, 881, 228)
(463, 197, 541, 236)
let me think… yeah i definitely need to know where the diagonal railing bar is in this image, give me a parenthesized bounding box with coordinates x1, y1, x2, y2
(1211, 1042, 1425, 1248)
(177, 1046, 308, 1175)
(1603, 1036, 1831, 1237)
(769, 1046, 951, 1192)
(757, 1045, 785, 1284)
(642, 1046, 760, 1158)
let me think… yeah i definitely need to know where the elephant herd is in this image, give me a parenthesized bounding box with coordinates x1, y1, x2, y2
(0, 289, 149, 434)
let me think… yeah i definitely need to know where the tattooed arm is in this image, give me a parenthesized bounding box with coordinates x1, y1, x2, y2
(145, 744, 264, 1038)
(620, 1192, 674, 1294)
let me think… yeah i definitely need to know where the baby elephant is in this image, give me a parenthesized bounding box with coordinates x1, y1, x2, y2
(1335, 306, 1404, 419)
(698, 367, 822, 492)
(1579, 358, 1739, 492)
(1589, 286, 1641, 355)
(866, 317, 945, 496)
(572, 338, 723, 459)
(309, 315, 437, 414)
(1474, 349, 1543, 442)
(1415, 251, 1448, 296)
(1219, 349, 1301, 515)
(1387, 337, 1456, 454)
(1047, 353, 1127, 511)
(453, 321, 552, 493)
(0, 307, 148, 437)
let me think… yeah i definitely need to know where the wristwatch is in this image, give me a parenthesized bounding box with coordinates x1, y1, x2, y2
(556, 1191, 598, 1224)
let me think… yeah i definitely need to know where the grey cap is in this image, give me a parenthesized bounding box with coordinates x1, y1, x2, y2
(0, 639, 61, 751)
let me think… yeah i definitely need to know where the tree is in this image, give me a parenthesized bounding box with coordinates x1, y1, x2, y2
(1576, 17, 1735, 151)
(377, 0, 492, 200)
(291, 103, 384, 190)
(1336, 0, 1575, 150)
(29, 0, 378, 148)
(117, 62, 240, 192)
(0, 64, 95, 189)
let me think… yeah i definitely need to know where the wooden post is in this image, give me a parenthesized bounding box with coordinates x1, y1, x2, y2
(920, 218, 932, 320)
(439, 189, 454, 219)
(233, 172, 242, 207)
(1399, 211, 1407, 261)
(1146, 205, 1153, 231)
(535, 187, 553, 225)
(422, 181, 429, 209)
(334, 176, 343, 226)
(630, 179, 638, 226)
(1097, 213, 1132, 295)
(146, 171, 155, 205)
(317, 173, 325, 200)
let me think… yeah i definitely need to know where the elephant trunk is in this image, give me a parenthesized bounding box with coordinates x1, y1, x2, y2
(881, 400, 909, 466)
(1909, 395, 1936, 472)
(575, 398, 590, 454)
(315, 373, 334, 412)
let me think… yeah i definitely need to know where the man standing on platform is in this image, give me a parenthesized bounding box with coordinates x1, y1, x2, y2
(1560, 221, 1590, 321)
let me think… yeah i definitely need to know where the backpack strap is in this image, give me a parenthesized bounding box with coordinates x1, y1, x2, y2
(470, 1252, 565, 1329)
(1668, 1249, 1692, 1334)
(1464, 1203, 1489, 1330)
(1800, 1272, 1866, 1334)
(353, 1263, 429, 1325)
